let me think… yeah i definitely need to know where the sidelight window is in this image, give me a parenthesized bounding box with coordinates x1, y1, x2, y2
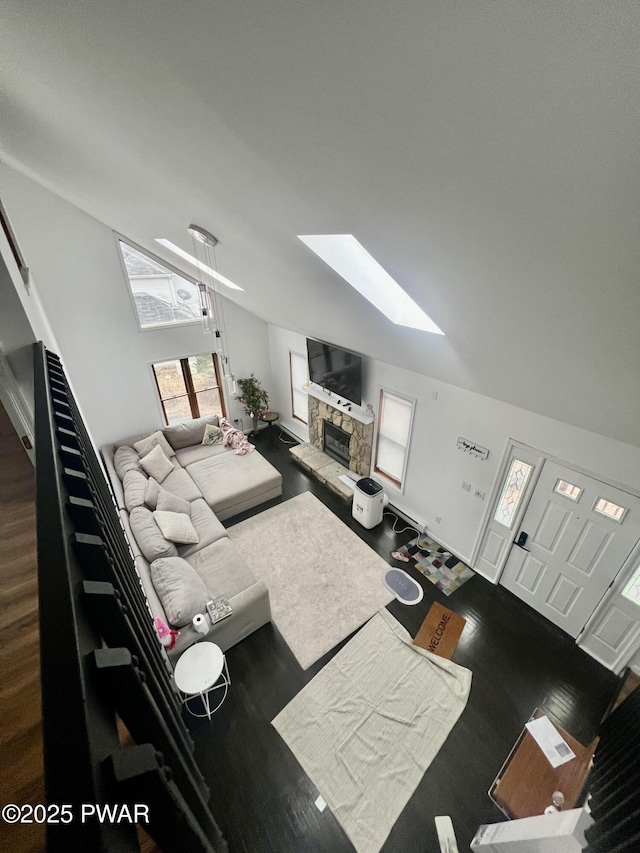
(622, 565, 640, 606)
(493, 459, 533, 529)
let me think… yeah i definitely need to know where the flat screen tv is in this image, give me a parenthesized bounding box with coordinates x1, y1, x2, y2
(306, 338, 362, 406)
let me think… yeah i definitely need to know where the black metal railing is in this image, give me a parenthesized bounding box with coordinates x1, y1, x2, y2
(34, 342, 227, 852)
(584, 685, 640, 852)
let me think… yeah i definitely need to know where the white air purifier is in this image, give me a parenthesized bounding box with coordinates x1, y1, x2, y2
(352, 477, 385, 529)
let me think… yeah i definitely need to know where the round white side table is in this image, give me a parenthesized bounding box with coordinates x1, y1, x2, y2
(173, 641, 230, 719)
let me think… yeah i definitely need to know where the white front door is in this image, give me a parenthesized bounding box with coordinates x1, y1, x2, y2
(500, 460, 640, 638)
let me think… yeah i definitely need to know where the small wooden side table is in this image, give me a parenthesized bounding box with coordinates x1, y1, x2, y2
(258, 411, 279, 443)
(489, 708, 597, 820)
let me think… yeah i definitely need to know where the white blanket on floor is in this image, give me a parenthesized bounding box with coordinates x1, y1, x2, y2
(272, 608, 472, 853)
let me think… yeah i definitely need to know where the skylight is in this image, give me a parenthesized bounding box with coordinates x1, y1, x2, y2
(155, 239, 244, 291)
(298, 234, 444, 334)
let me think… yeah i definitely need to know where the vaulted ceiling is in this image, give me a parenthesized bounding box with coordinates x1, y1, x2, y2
(1, 1, 639, 446)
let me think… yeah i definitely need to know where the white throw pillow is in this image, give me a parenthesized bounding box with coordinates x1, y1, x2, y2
(153, 510, 199, 545)
(202, 423, 224, 446)
(134, 430, 176, 459)
(139, 444, 173, 483)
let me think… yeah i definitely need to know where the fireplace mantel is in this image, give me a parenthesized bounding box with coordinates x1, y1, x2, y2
(303, 384, 374, 425)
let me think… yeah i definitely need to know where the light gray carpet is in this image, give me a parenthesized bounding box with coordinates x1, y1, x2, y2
(273, 608, 472, 853)
(227, 491, 393, 669)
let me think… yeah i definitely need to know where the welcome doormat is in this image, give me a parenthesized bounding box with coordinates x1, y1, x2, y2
(413, 602, 466, 659)
(391, 534, 474, 596)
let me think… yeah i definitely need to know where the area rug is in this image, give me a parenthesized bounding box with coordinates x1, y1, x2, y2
(273, 608, 472, 853)
(412, 602, 466, 659)
(392, 534, 474, 595)
(227, 492, 393, 669)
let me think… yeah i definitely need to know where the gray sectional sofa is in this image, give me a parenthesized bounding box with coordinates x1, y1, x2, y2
(101, 414, 282, 659)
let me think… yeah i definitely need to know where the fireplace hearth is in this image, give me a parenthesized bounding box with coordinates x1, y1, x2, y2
(323, 420, 351, 467)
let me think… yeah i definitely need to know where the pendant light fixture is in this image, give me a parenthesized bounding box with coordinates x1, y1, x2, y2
(188, 224, 237, 395)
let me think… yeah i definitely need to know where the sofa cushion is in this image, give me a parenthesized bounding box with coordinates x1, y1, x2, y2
(129, 506, 178, 562)
(153, 510, 199, 545)
(139, 444, 173, 483)
(163, 414, 220, 450)
(187, 452, 282, 518)
(160, 466, 203, 502)
(133, 430, 176, 459)
(157, 488, 191, 515)
(150, 556, 209, 628)
(114, 445, 143, 481)
(123, 469, 148, 512)
(185, 537, 259, 599)
(177, 498, 228, 559)
(174, 442, 229, 467)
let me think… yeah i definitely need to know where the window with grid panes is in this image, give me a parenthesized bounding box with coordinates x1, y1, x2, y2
(152, 353, 226, 425)
(289, 350, 309, 424)
(374, 389, 415, 490)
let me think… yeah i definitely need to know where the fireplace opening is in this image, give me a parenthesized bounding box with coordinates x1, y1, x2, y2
(323, 420, 351, 467)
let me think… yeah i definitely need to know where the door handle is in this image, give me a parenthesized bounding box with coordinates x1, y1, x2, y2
(514, 531, 529, 551)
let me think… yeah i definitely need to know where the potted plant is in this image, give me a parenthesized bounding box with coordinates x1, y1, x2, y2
(235, 374, 270, 435)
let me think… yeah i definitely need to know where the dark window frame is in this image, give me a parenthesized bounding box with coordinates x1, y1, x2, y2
(152, 353, 226, 425)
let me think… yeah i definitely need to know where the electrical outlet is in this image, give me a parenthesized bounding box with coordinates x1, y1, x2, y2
(435, 516, 442, 524)
(461, 481, 471, 492)
(474, 489, 485, 500)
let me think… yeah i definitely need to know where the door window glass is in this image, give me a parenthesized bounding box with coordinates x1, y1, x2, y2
(594, 498, 626, 523)
(493, 459, 533, 528)
(554, 479, 582, 501)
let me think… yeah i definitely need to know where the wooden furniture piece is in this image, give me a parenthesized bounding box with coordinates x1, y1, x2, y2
(258, 410, 279, 443)
(489, 708, 597, 820)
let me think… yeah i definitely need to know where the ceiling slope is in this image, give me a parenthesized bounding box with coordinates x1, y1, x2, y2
(1, 1, 639, 445)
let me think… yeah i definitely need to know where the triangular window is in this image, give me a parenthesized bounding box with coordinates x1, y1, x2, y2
(118, 239, 201, 330)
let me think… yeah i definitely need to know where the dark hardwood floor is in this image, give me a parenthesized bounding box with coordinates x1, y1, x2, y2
(188, 427, 621, 853)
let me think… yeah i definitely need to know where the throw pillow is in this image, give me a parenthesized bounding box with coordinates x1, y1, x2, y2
(156, 488, 191, 515)
(123, 469, 148, 512)
(133, 430, 176, 459)
(144, 477, 161, 510)
(201, 423, 224, 446)
(153, 510, 199, 545)
(114, 445, 143, 481)
(150, 556, 209, 628)
(164, 414, 220, 450)
(139, 443, 173, 483)
(129, 506, 178, 562)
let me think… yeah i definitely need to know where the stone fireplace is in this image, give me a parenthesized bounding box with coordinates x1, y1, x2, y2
(307, 395, 374, 476)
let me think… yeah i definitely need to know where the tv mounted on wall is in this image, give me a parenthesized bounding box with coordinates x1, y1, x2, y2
(306, 338, 363, 406)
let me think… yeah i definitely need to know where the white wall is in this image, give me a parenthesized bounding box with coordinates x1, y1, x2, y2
(4, 160, 640, 570)
(0, 165, 271, 446)
(268, 323, 640, 565)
